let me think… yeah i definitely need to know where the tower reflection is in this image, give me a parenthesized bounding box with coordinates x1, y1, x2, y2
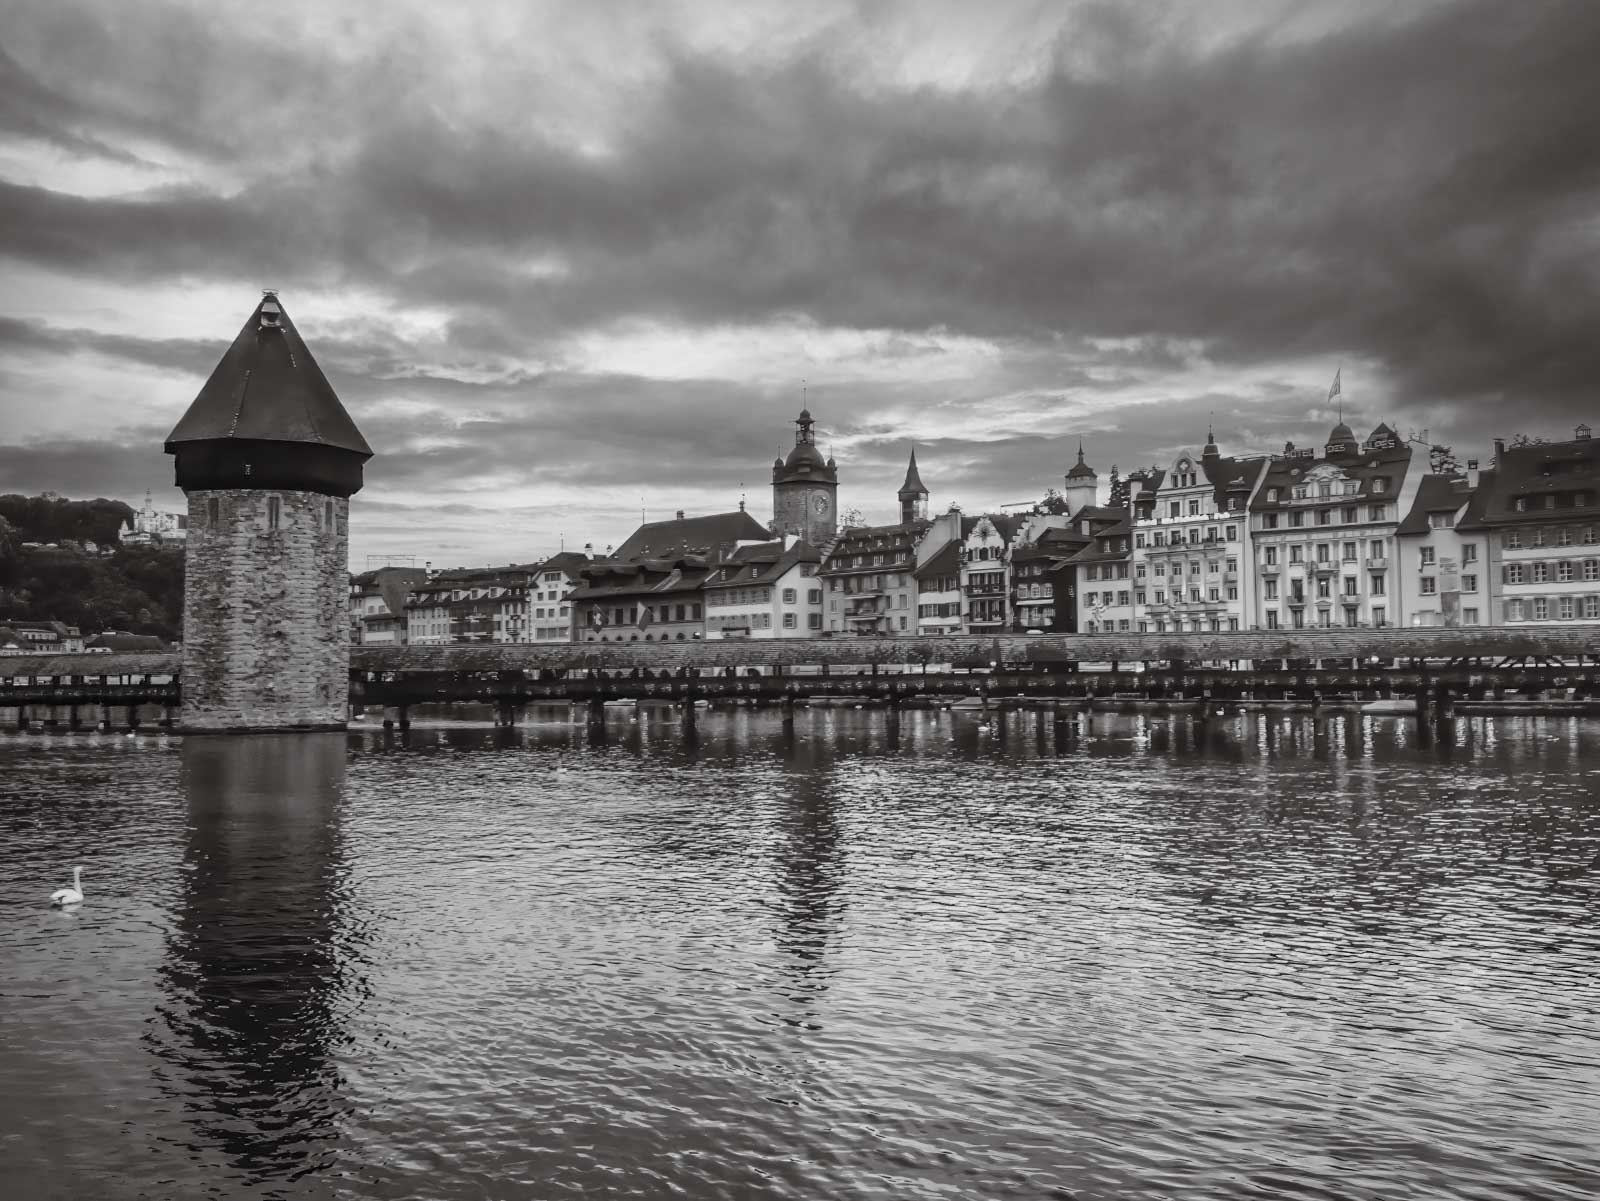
(771, 737, 845, 1028)
(150, 734, 357, 1186)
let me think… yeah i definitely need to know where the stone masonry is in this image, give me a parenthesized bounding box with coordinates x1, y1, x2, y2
(180, 488, 350, 732)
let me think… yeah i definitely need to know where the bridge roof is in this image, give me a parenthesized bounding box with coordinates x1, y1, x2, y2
(7, 626, 1600, 684)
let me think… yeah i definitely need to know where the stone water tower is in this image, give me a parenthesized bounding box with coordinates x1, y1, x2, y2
(164, 292, 372, 732)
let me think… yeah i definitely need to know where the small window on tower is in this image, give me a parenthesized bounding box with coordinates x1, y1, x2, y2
(267, 496, 281, 530)
(207, 498, 220, 528)
(325, 500, 334, 529)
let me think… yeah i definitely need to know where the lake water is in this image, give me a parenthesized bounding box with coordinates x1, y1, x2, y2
(3, 708, 1599, 1200)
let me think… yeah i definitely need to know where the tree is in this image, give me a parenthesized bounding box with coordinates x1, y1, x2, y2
(838, 505, 866, 529)
(1107, 465, 1129, 510)
(1034, 487, 1070, 515)
(1429, 444, 1459, 474)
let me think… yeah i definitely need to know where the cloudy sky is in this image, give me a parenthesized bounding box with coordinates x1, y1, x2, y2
(2, 0, 1597, 566)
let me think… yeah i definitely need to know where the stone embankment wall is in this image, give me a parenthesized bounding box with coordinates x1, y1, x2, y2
(180, 488, 349, 731)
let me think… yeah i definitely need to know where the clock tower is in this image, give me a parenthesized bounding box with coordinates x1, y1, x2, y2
(771, 407, 838, 545)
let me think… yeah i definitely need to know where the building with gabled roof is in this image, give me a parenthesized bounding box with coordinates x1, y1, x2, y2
(1247, 420, 1420, 631)
(1010, 524, 1091, 632)
(529, 551, 590, 642)
(913, 526, 964, 635)
(1069, 510, 1136, 633)
(958, 513, 1025, 633)
(1128, 444, 1264, 634)
(569, 555, 715, 643)
(1462, 429, 1600, 625)
(350, 566, 431, 645)
(612, 508, 772, 562)
(704, 537, 824, 638)
(1394, 470, 1485, 628)
(821, 520, 929, 635)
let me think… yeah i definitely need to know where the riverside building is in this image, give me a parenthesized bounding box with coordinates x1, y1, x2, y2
(1131, 440, 1266, 634)
(1394, 467, 1488, 627)
(1468, 428, 1600, 625)
(703, 537, 824, 638)
(1247, 421, 1421, 630)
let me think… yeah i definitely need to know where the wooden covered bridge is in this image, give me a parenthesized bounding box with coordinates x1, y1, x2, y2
(3, 626, 1599, 732)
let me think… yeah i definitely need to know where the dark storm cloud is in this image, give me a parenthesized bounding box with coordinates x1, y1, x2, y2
(0, 314, 221, 375)
(5, 3, 1597, 406)
(353, 371, 811, 495)
(4, 0, 1599, 532)
(0, 428, 172, 499)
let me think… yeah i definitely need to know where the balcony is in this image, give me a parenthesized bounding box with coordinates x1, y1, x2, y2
(1223, 570, 1239, 583)
(1260, 564, 1280, 576)
(963, 582, 1006, 597)
(1313, 562, 1337, 576)
(1365, 556, 1387, 569)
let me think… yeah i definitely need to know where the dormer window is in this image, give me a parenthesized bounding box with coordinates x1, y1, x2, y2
(1267, 488, 1280, 502)
(1372, 478, 1387, 494)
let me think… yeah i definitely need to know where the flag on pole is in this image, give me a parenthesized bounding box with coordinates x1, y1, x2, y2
(1328, 367, 1342, 401)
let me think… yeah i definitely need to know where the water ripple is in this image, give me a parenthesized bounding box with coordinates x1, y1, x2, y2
(2, 713, 1599, 1199)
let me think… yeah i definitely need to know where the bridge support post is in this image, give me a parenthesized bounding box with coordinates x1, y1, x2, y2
(382, 705, 397, 731)
(780, 694, 796, 731)
(125, 704, 141, 732)
(65, 704, 81, 731)
(97, 703, 111, 731)
(160, 703, 177, 729)
(396, 704, 410, 732)
(1413, 671, 1433, 744)
(886, 696, 900, 748)
(586, 697, 605, 727)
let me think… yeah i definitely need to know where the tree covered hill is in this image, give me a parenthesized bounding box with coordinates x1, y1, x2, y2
(0, 498, 184, 642)
(0, 493, 135, 547)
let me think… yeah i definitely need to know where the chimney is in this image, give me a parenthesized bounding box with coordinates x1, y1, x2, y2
(1578, 424, 1592, 442)
(583, 542, 593, 559)
(1466, 458, 1480, 489)
(1493, 437, 1506, 464)
(675, 509, 685, 520)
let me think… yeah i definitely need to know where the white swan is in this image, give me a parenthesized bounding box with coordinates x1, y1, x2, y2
(50, 866, 84, 907)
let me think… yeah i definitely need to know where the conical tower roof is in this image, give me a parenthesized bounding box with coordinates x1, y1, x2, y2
(1066, 441, 1097, 480)
(897, 446, 928, 498)
(165, 293, 372, 456)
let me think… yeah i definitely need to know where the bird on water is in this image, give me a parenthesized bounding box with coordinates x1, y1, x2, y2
(50, 866, 85, 907)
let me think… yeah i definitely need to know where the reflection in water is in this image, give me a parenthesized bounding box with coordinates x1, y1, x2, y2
(149, 735, 358, 1186)
(6, 711, 1600, 1200)
(772, 737, 845, 1027)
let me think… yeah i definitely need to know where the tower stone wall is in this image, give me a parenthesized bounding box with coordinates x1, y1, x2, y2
(180, 488, 349, 732)
(772, 483, 837, 545)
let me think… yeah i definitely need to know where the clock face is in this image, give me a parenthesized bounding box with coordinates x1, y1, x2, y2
(812, 494, 829, 514)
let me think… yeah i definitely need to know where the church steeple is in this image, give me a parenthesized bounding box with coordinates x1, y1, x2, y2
(897, 446, 929, 523)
